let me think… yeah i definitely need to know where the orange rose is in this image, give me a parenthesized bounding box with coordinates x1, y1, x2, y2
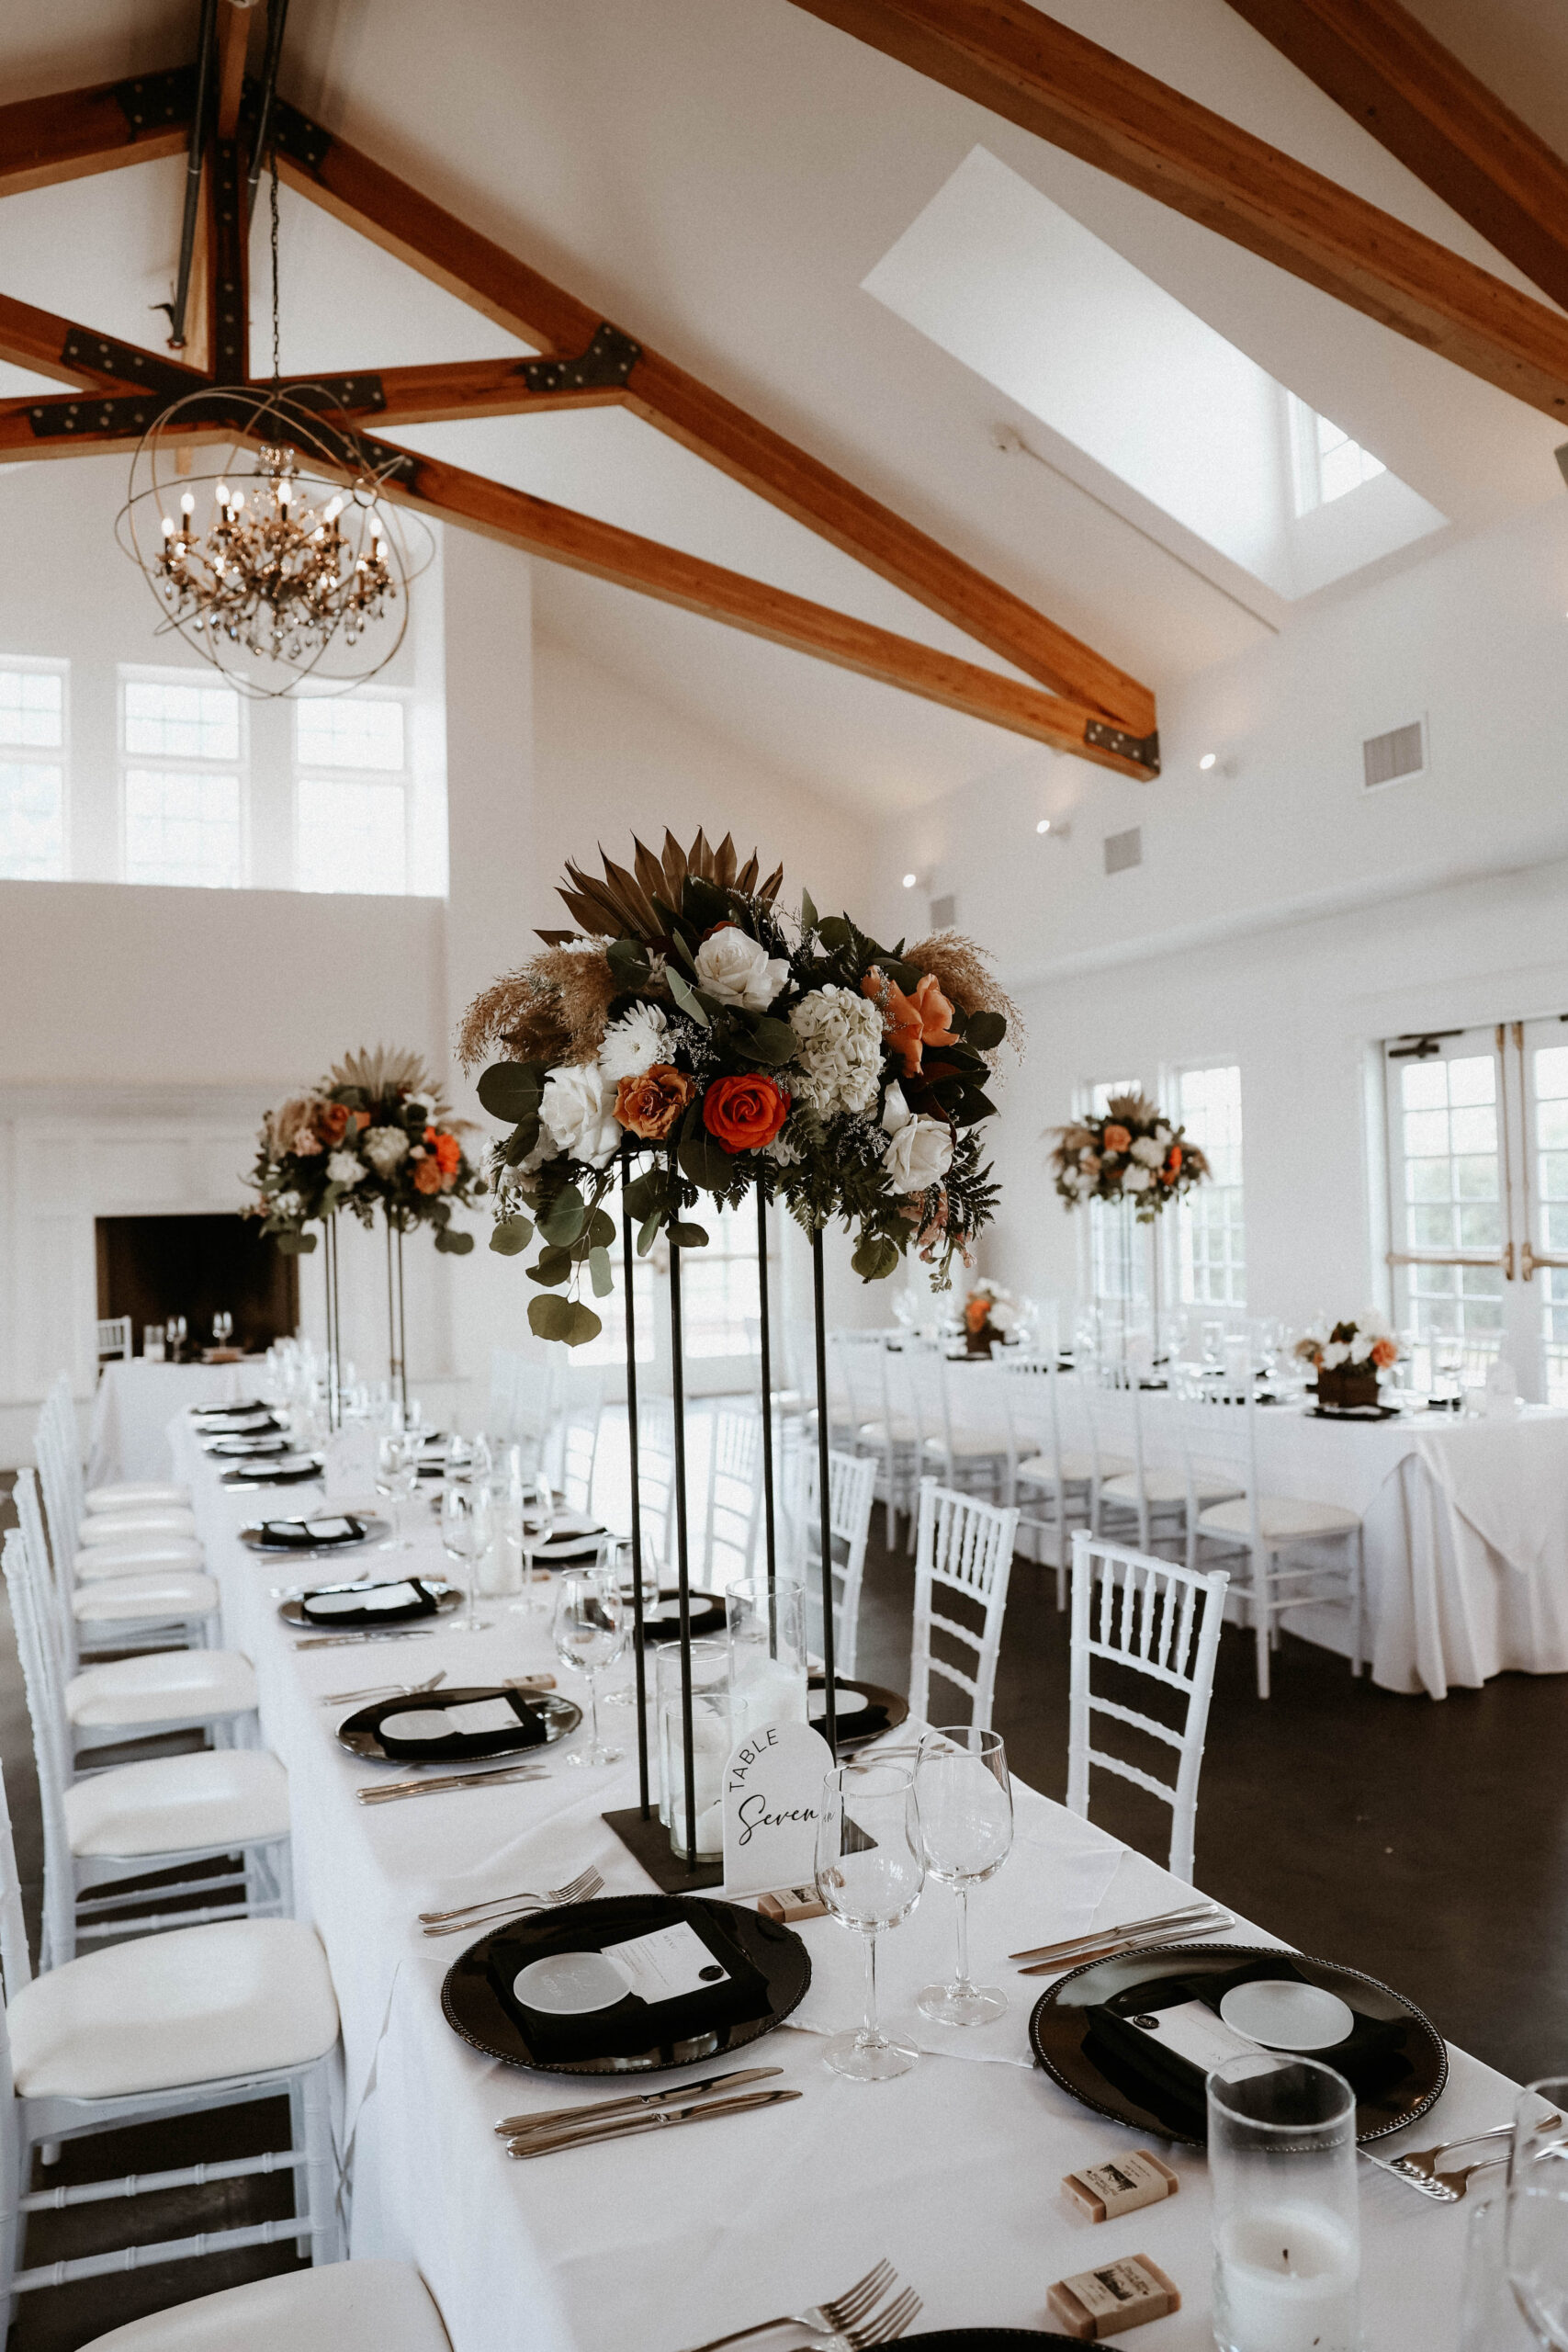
(354, 1109, 370, 1130)
(314, 1101, 353, 1147)
(1371, 1336, 1399, 1368)
(1166, 1143, 1182, 1173)
(1101, 1124, 1132, 1154)
(964, 1297, 988, 1334)
(426, 1127, 462, 1176)
(615, 1064, 696, 1141)
(703, 1072, 790, 1155)
(412, 1157, 443, 1194)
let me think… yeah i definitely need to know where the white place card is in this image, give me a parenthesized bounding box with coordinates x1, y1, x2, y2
(303, 1580, 421, 1618)
(377, 1697, 520, 1742)
(607, 1921, 731, 2006)
(1121, 1998, 1285, 2076)
(721, 1718, 835, 1899)
(322, 1423, 379, 1505)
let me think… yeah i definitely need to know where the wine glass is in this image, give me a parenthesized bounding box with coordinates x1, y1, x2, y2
(603, 1535, 659, 1707)
(914, 1726, 1014, 2026)
(1507, 2081, 1568, 2346)
(814, 1760, 925, 2082)
(509, 1473, 556, 1614)
(212, 1309, 233, 1352)
(553, 1565, 626, 1766)
(375, 1427, 419, 1552)
(441, 1477, 493, 1635)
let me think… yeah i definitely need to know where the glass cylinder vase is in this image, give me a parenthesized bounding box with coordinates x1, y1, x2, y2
(658, 1636, 730, 1861)
(1207, 2055, 1359, 2352)
(726, 1576, 807, 1747)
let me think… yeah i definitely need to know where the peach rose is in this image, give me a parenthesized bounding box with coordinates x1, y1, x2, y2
(702, 1072, 790, 1155)
(861, 969, 922, 1077)
(964, 1297, 989, 1335)
(910, 973, 957, 1056)
(1371, 1336, 1399, 1368)
(1101, 1124, 1132, 1154)
(412, 1157, 444, 1195)
(314, 1101, 353, 1148)
(615, 1064, 696, 1142)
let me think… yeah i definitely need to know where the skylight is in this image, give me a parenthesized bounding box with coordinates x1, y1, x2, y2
(863, 148, 1445, 601)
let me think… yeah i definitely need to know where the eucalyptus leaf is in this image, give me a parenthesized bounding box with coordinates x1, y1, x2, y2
(586, 1207, 617, 1250)
(537, 1182, 586, 1246)
(276, 1230, 316, 1256)
(434, 1227, 475, 1254)
(623, 1171, 661, 1219)
(478, 1060, 544, 1123)
(964, 1010, 1008, 1051)
(669, 1220, 711, 1250)
(740, 1016, 795, 1067)
(528, 1294, 575, 1344)
(637, 1211, 662, 1257)
(800, 886, 818, 931)
(666, 967, 710, 1028)
(589, 1245, 615, 1297)
(852, 1233, 901, 1283)
(489, 1216, 534, 1257)
(678, 1133, 733, 1193)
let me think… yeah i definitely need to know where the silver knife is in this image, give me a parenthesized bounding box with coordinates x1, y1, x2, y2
(295, 1630, 439, 1650)
(506, 2087, 800, 2159)
(1016, 1918, 1232, 1976)
(496, 2066, 784, 2138)
(1010, 1902, 1226, 1962)
(356, 1764, 549, 1804)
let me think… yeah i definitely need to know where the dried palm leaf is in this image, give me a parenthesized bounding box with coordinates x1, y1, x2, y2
(327, 1046, 450, 1114)
(1105, 1091, 1163, 1128)
(543, 826, 784, 944)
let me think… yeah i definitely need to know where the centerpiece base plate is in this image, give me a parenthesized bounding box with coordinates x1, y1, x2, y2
(603, 1806, 724, 1893)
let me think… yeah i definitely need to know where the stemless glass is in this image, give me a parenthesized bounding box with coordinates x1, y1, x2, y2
(604, 1536, 658, 1707)
(375, 1428, 419, 1551)
(441, 1478, 493, 1635)
(211, 1309, 233, 1351)
(508, 1474, 556, 1614)
(814, 1760, 925, 2083)
(1507, 2080, 1568, 2347)
(553, 1565, 626, 1767)
(914, 1726, 1014, 2026)
(1208, 2055, 1359, 2352)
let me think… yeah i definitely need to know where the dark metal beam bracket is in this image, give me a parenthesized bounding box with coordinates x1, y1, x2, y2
(27, 372, 388, 444)
(521, 322, 641, 394)
(1084, 718, 1161, 774)
(58, 329, 193, 401)
(111, 65, 198, 138)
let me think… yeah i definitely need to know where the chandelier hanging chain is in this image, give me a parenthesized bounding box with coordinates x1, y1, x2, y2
(269, 143, 282, 392)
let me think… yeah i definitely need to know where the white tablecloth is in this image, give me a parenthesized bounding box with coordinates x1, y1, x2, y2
(173, 1415, 1519, 2352)
(88, 1361, 256, 1486)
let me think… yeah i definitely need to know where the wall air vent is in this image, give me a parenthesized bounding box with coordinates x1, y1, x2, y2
(1103, 827, 1142, 876)
(1362, 719, 1426, 790)
(929, 892, 956, 929)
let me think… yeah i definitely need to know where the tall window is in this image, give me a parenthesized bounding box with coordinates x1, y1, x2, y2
(1084, 1076, 1147, 1311)
(1384, 1036, 1504, 1381)
(684, 1204, 763, 1360)
(1177, 1064, 1246, 1307)
(0, 662, 67, 879)
(294, 693, 409, 894)
(119, 673, 245, 888)
(1290, 396, 1385, 515)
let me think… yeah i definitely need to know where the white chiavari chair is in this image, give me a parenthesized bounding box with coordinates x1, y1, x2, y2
(13, 1472, 256, 1766)
(76, 2261, 453, 2350)
(32, 1415, 219, 1660)
(831, 1330, 916, 1546)
(1091, 1353, 1242, 1555)
(94, 1317, 131, 1369)
(484, 1349, 558, 1457)
(701, 1406, 762, 1590)
(792, 1447, 878, 1680)
(991, 1312, 1130, 1607)
(903, 1340, 1011, 1514)
(47, 1374, 192, 1517)
(1177, 1371, 1365, 1700)
(549, 1364, 604, 1514)
(3, 1530, 291, 1969)
(1066, 1532, 1229, 1884)
(0, 1742, 341, 2323)
(908, 1478, 1020, 1736)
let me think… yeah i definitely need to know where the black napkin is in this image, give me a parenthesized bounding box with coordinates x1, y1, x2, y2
(640, 1592, 727, 1645)
(808, 1678, 891, 1741)
(1084, 1954, 1415, 2139)
(197, 1413, 283, 1435)
(263, 1517, 367, 1552)
(484, 1905, 771, 2064)
(299, 1576, 441, 1628)
(190, 1398, 267, 1418)
(372, 1686, 548, 1761)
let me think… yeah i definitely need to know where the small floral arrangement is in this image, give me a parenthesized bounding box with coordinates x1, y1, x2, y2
(1049, 1092, 1209, 1223)
(458, 829, 1018, 1346)
(1293, 1314, 1400, 1376)
(249, 1046, 484, 1255)
(963, 1282, 1019, 1353)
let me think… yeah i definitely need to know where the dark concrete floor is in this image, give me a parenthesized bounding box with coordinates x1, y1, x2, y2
(2, 1486, 1565, 2344)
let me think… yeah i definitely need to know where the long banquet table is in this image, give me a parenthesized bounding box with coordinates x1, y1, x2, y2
(89, 1359, 256, 1487)
(173, 1415, 1518, 2352)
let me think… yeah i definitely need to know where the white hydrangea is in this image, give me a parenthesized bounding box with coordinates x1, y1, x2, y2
(597, 1002, 671, 1085)
(363, 1125, 411, 1177)
(327, 1150, 365, 1187)
(276, 1190, 305, 1219)
(1129, 1136, 1164, 1169)
(787, 986, 884, 1118)
(540, 1062, 621, 1169)
(1124, 1166, 1153, 1193)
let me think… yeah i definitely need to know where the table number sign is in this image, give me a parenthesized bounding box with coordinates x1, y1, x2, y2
(322, 1423, 378, 1506)
(721, 1719, 834, 1899)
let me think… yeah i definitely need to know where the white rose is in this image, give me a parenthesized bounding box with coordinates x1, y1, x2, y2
(1321, 1340, 1350, 1369)
(1358, 1306, 1391, 1340)
(1155, 1125, 1172, 1145)
(880, 1085, 953, 1194)
(276, 1190, 305, 1219)
(1130, 1136, 1164, 1168)
(1124, 1166, 1153, 1193)
(787, 986, 884, 1118)
(597, 1003, 671, 1084)
(327, 1150, 365, 1187)
(540, 1062, 621, 1169)
(693, 926, 790, 1012)
(362, 1125, 411, 1176)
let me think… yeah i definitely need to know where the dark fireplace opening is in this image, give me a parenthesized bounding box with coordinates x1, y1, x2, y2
(96, 1214, 299, 1357)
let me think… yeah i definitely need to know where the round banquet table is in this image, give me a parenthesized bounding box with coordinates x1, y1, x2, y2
(170, 1409, 1518, 2352)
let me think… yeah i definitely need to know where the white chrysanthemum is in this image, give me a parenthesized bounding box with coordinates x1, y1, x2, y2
(787, 986, 883, 1118)
(597, 1002, 671, 1085)
(540, 1062, 620, 1169)
(276, 1191, 305, 1219)
(327, 1150, 365, 1187)
(363, 1125, 411, 1176)
(1129, 1136, 1164, 1168)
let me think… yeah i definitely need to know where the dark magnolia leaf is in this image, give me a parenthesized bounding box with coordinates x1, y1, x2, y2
(276, 1230, 316, 1256)
(434, 1227, 475, 1254)
(740, 1016, 795, 1067)
(478, 1060, 544, 1123)
(682, 876, 729, 930)
(589, 1245, 615, 1298)
(964, 1010, 1008, 1051)
(537, 1182, 586, 1246)
(852, 1233, 902, 1283)
(502, 1114, 541, 1168)
(678, 1133, 733, 1193)
(606, 935, 650, 988)
(526, 1244, 574, 1287)
(667, 968, 710, 1029)
(489, 1216, 534, 1257)
(817, 916, 852, 950)
(800, 886, 818, 931)
(669, 1220, 711, 1250)
(959, 1089, 998, 1125)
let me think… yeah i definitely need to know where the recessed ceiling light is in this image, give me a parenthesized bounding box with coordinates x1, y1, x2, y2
(1199, 752, 1217, 771)
(902, 872, 918, 888)
(1035, 818, 1051, 834)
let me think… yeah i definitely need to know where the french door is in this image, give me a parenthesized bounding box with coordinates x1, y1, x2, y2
(1383, 1019, 1568, 1402)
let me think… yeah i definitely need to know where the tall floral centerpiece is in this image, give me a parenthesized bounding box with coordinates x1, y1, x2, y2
(962, 1282, 1021, 1357)
(1293, 1314, 1400, 1411)
(1049, 1091, 1209, 1342)
(458, 829, 1016, 1348)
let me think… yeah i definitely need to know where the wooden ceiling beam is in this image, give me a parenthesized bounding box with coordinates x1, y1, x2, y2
(215, 2, 253, 141)
(0, 291, 206, 395)
(368, 435, 1159, 775)
(1219, 0, 1568, 315)
(0, 70, 193, 199)
(784, 0, 1568, 421)
(278, 357, 628, 427)
(270, 97, 1155, 736)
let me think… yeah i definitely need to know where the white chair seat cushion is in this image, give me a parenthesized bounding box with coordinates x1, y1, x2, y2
(1101, 1468, 1244, 1507)
(859, 1418, 920, 1446)
(73, 1571, 218, 1623)
(67, 1649, 258, 1731)
(1198, 1494, 1362, 1542)
(8, 1917, 336, 2102)
(1018, 1450, 1134, 1487)
(74, 1540, 206, 1580)
(63, 1747, 289, 1859)
(85, 1482, 192, 1514)
(80, 1509, 198, 1546)
(922, 1430, 1009, 1458)
(76, 2259, 451, 2352)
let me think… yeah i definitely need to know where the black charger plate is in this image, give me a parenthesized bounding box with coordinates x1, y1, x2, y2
(807, 1676, 907, 1749)
(337, 1683, 581, 1761)
(276, 1574, 459, 1626)
(897, 2336, 1080, 2348)
(1028, 1942, 1446, 2147)
(442, 1893, 810, 2075)
(1310, 1404, 1402, 1422)
(221, 1455, 321, 1488)
(243, 1516, 385, 1558)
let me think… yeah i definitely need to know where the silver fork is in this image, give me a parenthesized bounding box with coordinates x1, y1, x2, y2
(681, 2258, 897, 2351)
(320, 1668, 448, 1707)
(1389, 2111, 1560, 2187)
(840, 2287, 921, 2348)
(418, 1864, 603, 1928)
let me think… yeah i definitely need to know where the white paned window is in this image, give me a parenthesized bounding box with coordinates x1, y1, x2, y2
(118, 672, 245, 888)
(294, 693, 409, 893)
(0, 662, 66, 879)
(1084, 1076, 1147, 1311)
(684, 1204, 763, 1360)
(1177, 1064, 1246, 1307)
(123, 769, 243, 888)
(1290, 396, 1386, 515)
